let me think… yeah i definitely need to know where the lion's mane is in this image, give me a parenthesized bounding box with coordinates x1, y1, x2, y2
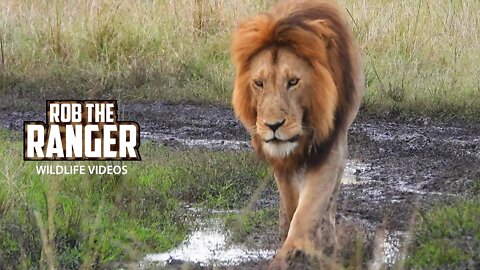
(231, 0, 363, 172)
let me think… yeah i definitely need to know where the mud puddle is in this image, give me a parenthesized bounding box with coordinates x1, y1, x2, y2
(1, 102, 479, 268)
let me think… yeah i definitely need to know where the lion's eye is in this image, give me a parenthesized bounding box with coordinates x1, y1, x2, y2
(253, 80, 264, 89)
(287, 78, 300, 88)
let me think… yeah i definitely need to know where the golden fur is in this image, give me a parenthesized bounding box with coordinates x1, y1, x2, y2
(231, 0, 363, 268)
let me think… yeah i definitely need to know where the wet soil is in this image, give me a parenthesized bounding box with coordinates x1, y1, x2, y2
(1, 102, 479, 269)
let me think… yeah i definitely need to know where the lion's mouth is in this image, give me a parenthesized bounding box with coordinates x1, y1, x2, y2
(265, 135, 300, 144)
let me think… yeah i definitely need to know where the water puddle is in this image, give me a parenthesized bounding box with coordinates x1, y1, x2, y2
(142, 217, 275, 267)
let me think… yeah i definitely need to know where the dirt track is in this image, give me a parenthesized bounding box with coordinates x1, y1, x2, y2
(1, 102, 479, 268)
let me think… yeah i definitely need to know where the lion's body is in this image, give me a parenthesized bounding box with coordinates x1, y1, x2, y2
(231, 0, 363, 268)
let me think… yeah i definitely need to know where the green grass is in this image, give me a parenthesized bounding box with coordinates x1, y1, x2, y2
(0, 129, 268, 269)
(407, 199, 480, 269)
(0, 0, 479, 117)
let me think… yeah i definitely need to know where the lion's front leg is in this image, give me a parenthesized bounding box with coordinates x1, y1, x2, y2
(279, 200, 290, 244)
(270, 146, 346, 269)
(283, 165, 341, 256)
(275, 173, 299, 245)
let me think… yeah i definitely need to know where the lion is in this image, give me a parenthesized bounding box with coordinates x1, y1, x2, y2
(231, 0, 363, 268)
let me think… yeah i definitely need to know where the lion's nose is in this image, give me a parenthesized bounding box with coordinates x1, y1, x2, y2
(265, 119, 286, 132)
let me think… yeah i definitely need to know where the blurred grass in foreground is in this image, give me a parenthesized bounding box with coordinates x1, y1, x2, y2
(0, 0, 479, 117)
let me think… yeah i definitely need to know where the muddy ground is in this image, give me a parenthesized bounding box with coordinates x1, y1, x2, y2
(1, 102, 479, 269)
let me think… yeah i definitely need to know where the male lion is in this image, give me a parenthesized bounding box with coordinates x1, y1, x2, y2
(231, 0, 363, 268)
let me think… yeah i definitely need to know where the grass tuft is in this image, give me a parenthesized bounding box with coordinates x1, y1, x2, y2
(407, 199, 480, 268)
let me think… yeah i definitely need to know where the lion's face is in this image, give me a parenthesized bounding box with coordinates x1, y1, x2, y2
(231, 9, 348, 164)
(249, 48, 313, 158)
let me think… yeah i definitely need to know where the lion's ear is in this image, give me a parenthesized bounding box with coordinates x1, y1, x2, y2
(307, 19, 336, 49)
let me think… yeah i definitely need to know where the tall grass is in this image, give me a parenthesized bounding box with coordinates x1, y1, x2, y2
(0, 0, 479, 116)
(345, 0, 480, 116)
(0, 0, 273, 105)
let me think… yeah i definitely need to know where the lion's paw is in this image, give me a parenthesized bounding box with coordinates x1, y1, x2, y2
(269, 249, 320, 270)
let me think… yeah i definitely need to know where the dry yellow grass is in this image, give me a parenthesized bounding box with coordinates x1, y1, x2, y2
(0, 0, 479, 116)
(342, 0, 480, 115)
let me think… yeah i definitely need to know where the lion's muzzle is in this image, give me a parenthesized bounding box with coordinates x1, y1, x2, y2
(260, 119, 301, 158)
